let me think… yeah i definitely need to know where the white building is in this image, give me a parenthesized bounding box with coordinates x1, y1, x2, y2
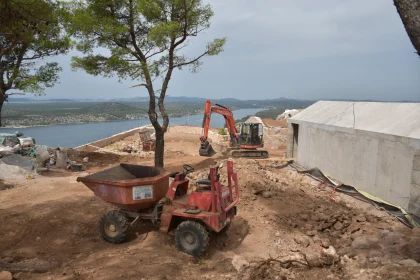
(287, 101, 420, 216)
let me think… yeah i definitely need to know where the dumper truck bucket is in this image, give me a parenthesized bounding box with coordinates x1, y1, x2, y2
(199, 140, 214, 156)
(76, 164, 170, 211)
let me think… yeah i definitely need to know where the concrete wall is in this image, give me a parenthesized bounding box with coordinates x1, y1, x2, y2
(287, 121, 420, 216)
(73, 124, 224, 153)
(74, 125, 153, 152)
(410, 151, 420, 215)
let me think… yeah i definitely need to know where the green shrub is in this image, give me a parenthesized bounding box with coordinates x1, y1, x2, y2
(218, 128, 227, 135)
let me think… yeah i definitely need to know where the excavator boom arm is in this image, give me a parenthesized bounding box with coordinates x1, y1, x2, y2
(200, 100, 238, 144)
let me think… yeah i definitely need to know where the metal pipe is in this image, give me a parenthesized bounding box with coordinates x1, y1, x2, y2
(210, 168, 217, 213)
(130, 215, 140, 226)
(224, 173, 239, 212)
(227, 161, 233, 200)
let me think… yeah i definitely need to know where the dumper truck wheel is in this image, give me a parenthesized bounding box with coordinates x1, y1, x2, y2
(99, 210, 128, 244)
(175, 220, 209, 257)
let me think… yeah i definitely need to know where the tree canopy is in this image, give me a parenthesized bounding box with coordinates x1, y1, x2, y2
(0, 0, 71, 126)
(64, 0, 226, 167)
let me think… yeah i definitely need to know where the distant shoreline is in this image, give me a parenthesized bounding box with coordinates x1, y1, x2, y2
(2, 107, 268, 129)
(0, 108, 264, 148)
(1, 118, 151, 129)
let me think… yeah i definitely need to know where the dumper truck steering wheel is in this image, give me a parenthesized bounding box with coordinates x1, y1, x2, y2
(183, 164, 194, 173)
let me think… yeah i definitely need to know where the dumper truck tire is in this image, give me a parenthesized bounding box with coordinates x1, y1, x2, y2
(175, 220, 209, 257)
(100, 210, 128, 244)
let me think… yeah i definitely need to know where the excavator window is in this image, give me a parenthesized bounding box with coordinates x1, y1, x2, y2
(237, 123, 263, 146)
(239, 124, 250, 144)
(251, 124, 261, 145)
(241, 124, 250, 135)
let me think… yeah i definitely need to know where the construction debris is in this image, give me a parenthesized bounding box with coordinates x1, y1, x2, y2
(138, 128, 156, 152)
(0, 132, 36, 157)
(55, 150, 68, 168)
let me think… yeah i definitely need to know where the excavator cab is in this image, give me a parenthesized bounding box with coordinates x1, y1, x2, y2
(239, 123, 263, 146)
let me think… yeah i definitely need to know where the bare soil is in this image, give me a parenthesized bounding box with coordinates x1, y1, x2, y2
(0, 126, 419, 280)
(0, 180, 15, 191)
(262, 118, 288, 128)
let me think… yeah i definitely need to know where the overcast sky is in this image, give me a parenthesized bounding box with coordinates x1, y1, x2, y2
(44, 0, 420, 101)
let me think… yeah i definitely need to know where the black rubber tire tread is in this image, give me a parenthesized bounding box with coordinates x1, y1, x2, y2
(175, 220, 210, 257)
(99, 210, 128, 244)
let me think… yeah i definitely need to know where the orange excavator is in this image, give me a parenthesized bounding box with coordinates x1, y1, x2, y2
(199, 100, 269, 158)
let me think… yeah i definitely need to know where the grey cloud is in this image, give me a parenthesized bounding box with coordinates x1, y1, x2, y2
(43, 0, 420, 101)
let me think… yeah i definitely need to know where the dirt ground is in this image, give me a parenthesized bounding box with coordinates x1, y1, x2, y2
(0, 126, 419, 280)
(262, 118, 287, 128)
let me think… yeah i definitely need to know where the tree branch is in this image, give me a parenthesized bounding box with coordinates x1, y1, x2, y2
(106, 3, 144, 64)
(22, 50, 63, 61)
(173, 51, 208, 68)
(252, 254, 309, 274)
(0, 36, 20, 57)
(6, 43, 28, 89)
(0, 68, 6, 92)
(174, 43, 189, 52)
(129, 83, 148, 88)
(153, 0, 170, 22)
(145, 47, 168, 59)
(173, 0, 189, 49)
(188, 26, 207, 36)
(158, 0, 194, 127)
(128, 0, 146, 62)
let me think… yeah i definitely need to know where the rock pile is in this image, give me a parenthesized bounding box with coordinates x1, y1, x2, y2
(187, 157, 420, 279)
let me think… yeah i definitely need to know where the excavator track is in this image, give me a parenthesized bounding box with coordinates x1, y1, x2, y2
(231, 150, 269, 159)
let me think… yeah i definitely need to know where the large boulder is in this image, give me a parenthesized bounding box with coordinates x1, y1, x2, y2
(0, 164, 31, 180)
(232, 255, 249, 273)
(0, 154, 33, 180)
(0, 271, 12, 280)
(398, 259, 419, 267)
(1, 154, 33, 170)
(351, 236, 371, 250)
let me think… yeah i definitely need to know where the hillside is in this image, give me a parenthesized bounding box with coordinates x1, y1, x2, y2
(2, 97, 315, 127)
(86, 102, 137, 113)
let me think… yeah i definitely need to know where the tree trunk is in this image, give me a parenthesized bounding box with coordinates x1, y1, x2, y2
(0, 98, 4, 127)
(394, 0, 420, 56)
(154, 127, 164, 167)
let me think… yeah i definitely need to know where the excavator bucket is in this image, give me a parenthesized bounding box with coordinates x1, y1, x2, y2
(199, 141, 214, 156)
